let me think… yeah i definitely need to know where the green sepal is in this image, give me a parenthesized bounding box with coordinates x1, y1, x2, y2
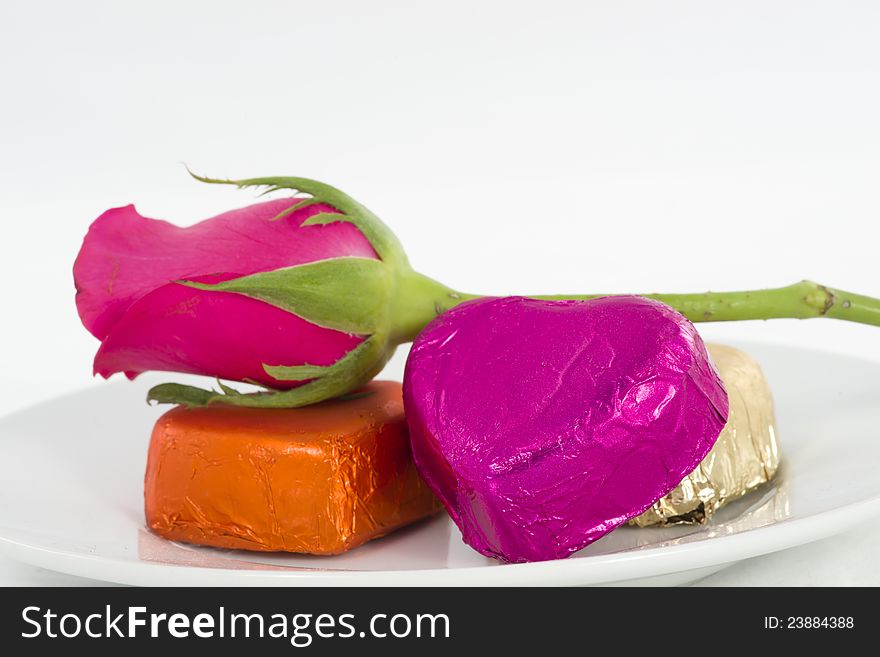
(262, 334, 378, 383)
(145, 338, 393, 409)
(299, 211, 354, 227)
(186, 169, 406, 264)
(262, 363, 332, 381)
(147, 383, 216, 408)
(179, 256, 390, 335)
(270, 197, 324, 221)
(216, 379, 242, 396)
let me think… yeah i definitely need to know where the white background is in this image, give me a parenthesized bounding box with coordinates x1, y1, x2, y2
(1, 0, 879, 585)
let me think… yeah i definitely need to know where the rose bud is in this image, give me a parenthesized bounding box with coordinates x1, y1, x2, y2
(74, 171, 880, 408)
(74, 173, 464, 407)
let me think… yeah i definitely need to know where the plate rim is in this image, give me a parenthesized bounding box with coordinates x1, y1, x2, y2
(1, 496, 878, 586)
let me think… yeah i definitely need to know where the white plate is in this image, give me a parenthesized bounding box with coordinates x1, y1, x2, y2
(1, 342, 879, 586)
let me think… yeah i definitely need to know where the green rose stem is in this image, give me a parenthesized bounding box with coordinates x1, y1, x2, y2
(147, 173, 880, 408)
(533, 281, 880, 327)
(392, 274, 880, 342)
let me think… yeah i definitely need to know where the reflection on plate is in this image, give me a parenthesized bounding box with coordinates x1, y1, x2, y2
(0, 342, 878, 586)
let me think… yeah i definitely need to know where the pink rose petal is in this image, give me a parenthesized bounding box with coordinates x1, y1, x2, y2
(74, 199, 377, 341)
(94, 274, 362, 389)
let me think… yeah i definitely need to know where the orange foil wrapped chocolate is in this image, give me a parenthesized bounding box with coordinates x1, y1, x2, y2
(144, 381, 441, 554)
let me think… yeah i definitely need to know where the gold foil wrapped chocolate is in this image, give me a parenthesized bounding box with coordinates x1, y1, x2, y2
(630, 343, 781, 527)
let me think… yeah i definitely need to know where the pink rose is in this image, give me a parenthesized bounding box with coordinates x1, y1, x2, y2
(73, 174, 463, 407)
(76, 198, 372, 387)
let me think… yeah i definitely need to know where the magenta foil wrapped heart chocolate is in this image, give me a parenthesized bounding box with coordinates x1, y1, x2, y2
(403, 296, 729, 563)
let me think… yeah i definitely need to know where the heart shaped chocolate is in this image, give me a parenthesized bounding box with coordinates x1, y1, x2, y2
(403, 296, 728, 562)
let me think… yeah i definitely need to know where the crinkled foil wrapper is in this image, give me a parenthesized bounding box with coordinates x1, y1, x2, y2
(630, 343, 781, 527)
(144, 381, 442, 554)
(404, 296, 729, 563)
